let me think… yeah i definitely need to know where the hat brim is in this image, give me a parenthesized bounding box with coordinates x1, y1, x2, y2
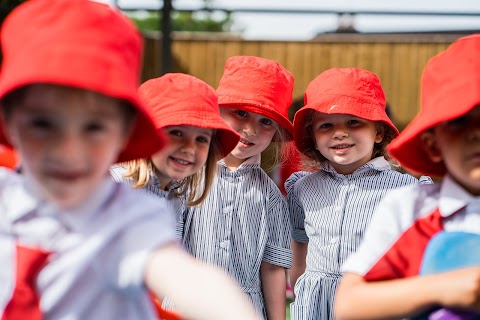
(388, 102, 479, 177)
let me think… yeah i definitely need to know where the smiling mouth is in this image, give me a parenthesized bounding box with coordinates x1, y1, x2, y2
(331, 144, 354, 149)
(240, 139, 254, 146)
(171, 157, 192, 165)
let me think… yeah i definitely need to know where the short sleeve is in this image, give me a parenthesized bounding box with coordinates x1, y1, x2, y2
(285, 171, 310, 243)
(263, 183, 292, 268)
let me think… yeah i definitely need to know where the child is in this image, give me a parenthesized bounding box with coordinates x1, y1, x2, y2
(286, 67, 419, 320)
(0, 1, 262, 319)
(335, 35, 480, 320)
(111, 73, 239, 237)
(181, 56, 295, 320)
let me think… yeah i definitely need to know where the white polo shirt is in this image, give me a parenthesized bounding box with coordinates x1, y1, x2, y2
(0, 168, 177, 319)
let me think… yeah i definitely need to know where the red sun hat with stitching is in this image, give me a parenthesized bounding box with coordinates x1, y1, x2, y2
(0, 0, 164, 163)
(216, 56, 294, 140)
(293, 67, 398, 156)
(388, 34, 480, 177)
(138, 73, 240, 157)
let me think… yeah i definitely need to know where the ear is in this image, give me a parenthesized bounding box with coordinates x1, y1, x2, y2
(420, 130, 443, 163)
(374, 124, 386, 143)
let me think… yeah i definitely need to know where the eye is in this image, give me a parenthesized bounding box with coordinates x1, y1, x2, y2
(347, 119, 361, 126)
(30, 117, 53, 130)
(168, 129, 182, 137)
(234, 110, 248, 117)
(85, 122, 105, 132)
(260, 118, 273, 126)
(317, 122, 332, 130)
(196, 135, 210, 144)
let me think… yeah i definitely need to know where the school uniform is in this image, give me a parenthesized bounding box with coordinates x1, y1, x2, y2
(110, 165, 186, 238)
(182, 155, 293, 319)
(342, 175, 480, 280)
(0, 168, 178, 320)
(286, 157, 418, 320)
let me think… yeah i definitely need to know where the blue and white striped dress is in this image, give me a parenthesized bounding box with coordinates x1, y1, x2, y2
(286, 157, 418, 320)
(110, 165, 186, 238)
(182, 157, 293, 319)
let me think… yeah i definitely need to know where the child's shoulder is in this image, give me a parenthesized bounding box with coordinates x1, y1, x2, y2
(110, 164, 129, 183)
(381, 179, 441, 215)
(284, 170, 314, 193)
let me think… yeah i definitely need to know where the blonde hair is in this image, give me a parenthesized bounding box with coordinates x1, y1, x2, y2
(302, 109, 397, 166)
(121, 131, 223, 207)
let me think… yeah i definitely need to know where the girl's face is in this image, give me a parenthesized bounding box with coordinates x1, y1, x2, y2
(421, 105, 480, 195)
(1, 84, 135, 209)
(312, 112, 384, 175)
(220, 108, 277, 168)
(151, 125, 213, 189)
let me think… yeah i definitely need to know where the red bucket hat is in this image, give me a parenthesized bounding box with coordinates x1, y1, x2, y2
(388, 34, 480, 177)
(138, 73, 240, 157)
(0, 0, 164, 163)
(293, 67, 398, 155)
(216, 56, 294, 139)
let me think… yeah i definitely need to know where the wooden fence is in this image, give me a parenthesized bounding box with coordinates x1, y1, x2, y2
(142, 32, 466, 130)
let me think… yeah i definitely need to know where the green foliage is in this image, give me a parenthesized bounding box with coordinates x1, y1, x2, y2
(127, 10, 233, 33)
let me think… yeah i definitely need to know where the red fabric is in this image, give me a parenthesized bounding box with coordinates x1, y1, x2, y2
(216, 56, 294, 139)
(364, 209, 443, 281)
(2, 245, 50, 320)
(148, 292, 183, 320)
(0, 0, 164, 163)
(293, 68, 398, 156)
(388, 34, 480, 177)
(138, 74, 240, 157)
(0, 146, 19, 170)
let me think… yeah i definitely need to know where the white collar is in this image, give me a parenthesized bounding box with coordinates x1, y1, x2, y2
(438, 175, 479, 217)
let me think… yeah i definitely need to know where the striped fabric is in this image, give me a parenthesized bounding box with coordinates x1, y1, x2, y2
(286, 157, 419, 320)
(110, 165, 186, 238)
(182, 160, 293, 319)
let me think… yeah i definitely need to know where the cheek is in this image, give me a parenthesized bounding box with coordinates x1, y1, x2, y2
(197, 145, 211, 165)
(151, 151, 168, 170)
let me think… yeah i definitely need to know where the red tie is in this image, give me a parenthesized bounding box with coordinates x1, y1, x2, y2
(2, 245, 51, 320)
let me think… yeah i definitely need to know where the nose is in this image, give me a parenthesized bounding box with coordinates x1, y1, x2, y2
(51, 132, 84, 163)
(181, 137, 196, 155)
(243, 119, 257, 136)
(333, 126, 348, 139)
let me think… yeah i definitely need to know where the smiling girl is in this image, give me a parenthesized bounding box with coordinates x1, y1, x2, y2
(180, 56, 295, 320)
(286, 68, 419, 320)
(111, 73, 239, 234)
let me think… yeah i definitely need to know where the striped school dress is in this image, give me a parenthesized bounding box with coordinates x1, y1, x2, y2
(286, 157, 418, 320)
(182, 159, 293, 319)
(110, 165, 186, 238)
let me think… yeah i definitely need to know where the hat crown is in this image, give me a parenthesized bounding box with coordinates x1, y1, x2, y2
(139, 73, 219, 129)
(304, 68, 386, 111)
(217, 56, 294, 118)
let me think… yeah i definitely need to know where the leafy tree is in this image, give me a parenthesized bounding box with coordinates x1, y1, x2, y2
(125, 0, 234, 33)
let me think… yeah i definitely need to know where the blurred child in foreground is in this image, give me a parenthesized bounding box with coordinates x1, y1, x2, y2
(0, 1, 261, 319)
(335, 34, 480, 320)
